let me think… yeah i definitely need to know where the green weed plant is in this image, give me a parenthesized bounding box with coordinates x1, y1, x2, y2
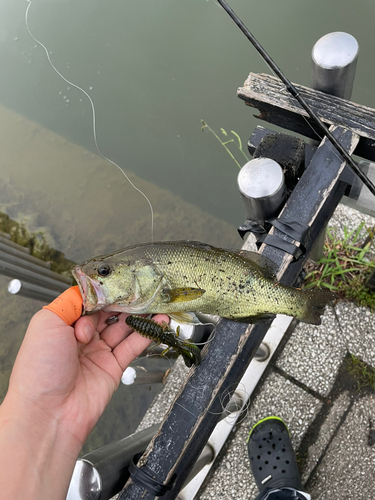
(347, 354, 375, 392)
(0, 212, 75, 277)
(304, 222, 375, 310)
(201, 119, 249, 169)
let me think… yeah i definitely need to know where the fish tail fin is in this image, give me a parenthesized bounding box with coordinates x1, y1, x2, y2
(298, 289, 336, 325)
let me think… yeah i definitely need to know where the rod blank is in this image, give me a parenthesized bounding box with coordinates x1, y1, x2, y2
(216, 0, 375, 197)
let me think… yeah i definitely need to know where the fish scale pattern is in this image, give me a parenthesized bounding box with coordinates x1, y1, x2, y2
(73, 241, 334, 324)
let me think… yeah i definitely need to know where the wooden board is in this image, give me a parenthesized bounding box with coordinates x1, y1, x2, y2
(238, 73, 375, 161)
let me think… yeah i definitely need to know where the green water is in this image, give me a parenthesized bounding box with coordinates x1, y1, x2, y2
(2, 0, 375, 230)
(1, 0, 375, 452)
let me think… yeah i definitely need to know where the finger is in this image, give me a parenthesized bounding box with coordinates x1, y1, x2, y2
(74, 313, 101, 344)
(100, 313, 170, 349)
(152, 314, 170, 326)
(96, 313, 124, 333)
(100, 313, 134, 349)
(112, 314, 170, 370)
(112, 332, 152, 371)
(74, 310, 122, 343)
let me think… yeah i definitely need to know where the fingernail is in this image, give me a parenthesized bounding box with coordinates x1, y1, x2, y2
(83, 325, 92, 342)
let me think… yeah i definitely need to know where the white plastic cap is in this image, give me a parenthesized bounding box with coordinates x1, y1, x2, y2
(8, 279, 22, 294)
(121, 367, 136, 385)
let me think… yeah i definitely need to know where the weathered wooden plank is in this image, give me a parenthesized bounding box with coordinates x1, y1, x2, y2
(238, 73, 375, 161)
(119, 127, 359, 500)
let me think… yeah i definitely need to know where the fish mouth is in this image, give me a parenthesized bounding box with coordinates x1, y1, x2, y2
(71, 266, 107, 313)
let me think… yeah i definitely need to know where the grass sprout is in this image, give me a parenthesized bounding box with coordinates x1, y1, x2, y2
(304, 223, 375, 309)
(201, 119, 249, 169)
(347, 354, 375, 392)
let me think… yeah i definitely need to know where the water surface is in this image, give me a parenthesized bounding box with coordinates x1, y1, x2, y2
(1, 0, 375, 451)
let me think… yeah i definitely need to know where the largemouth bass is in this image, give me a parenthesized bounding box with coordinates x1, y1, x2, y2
(71, 240, 334, 325)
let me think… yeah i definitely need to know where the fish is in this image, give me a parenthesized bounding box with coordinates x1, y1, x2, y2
(71, 240, 334, 325)
(125, 315, 201, 367)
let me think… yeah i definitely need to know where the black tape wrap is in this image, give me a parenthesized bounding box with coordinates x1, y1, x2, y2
(128, 454, 175, 496)
(237, 220, 267, 240)
(256, 217, 310, 260)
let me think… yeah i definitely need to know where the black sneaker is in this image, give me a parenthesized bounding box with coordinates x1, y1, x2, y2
(247, 417, 304, 494)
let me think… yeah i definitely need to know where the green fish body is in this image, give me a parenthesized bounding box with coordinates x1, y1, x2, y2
(72, 240, 334, 325)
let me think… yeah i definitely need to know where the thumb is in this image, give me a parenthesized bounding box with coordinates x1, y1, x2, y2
(74, 314, 100, 344)
(43, 286, 83, 326)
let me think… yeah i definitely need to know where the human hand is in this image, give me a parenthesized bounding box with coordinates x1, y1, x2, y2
(7, 287, 169, 446)
(0, 287, 168, 499)
(0, 287, 168, 500)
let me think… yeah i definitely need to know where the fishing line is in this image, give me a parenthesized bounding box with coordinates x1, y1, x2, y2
(190, 320, 217, 346)
(25, 0, 155, 241)
(130, 351, 174, 378)
(216, 0, 375, 197)
(206, 383, 250, 422)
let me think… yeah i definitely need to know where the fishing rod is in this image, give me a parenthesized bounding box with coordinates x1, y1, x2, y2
(216, 0, 375, 197)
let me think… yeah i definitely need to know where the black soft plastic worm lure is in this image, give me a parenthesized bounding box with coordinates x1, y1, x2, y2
(125, 315, 201, 367)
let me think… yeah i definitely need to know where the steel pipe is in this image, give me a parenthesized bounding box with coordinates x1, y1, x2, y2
(310, 32, 359, 260)
(0, 234, 30, 254)
(0, 241, 51, 269)
(237, 158, 286, 223)
(8, 279, 60, 303)
(0, 258, 70, 292)
(0, 249, 71, 284)
(67, 424, 160, 500)
(312, 32, 359, 100)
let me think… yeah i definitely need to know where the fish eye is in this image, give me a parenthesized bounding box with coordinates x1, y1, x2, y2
(97, 263, 111, 277)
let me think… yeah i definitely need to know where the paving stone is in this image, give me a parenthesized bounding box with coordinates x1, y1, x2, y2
(335, 301, 375, 368)
(276, 306, 346, 396)
(329, 204, 375, 237)
(197, 370, 322, 500)
(308, 393, 375, 499)
(301, 391, 351, 483)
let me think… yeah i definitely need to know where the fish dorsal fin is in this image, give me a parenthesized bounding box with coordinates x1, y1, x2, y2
(161, 287, 206, 304)
(233, 249, 277, 280)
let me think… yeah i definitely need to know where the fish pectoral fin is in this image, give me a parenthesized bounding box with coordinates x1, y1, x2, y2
(161, 287, 206, 303)
(168, 312, 198, 324)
